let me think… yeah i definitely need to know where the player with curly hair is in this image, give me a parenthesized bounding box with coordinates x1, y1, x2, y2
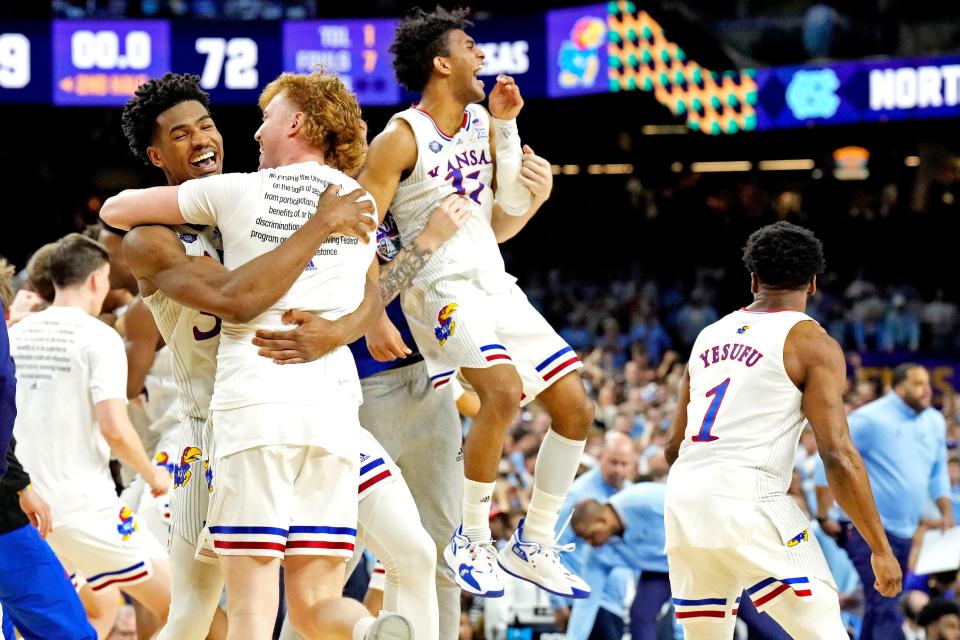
(359, 5, 589, 602)
(663, 221, 901, 639)
(101, 70, 419, 639)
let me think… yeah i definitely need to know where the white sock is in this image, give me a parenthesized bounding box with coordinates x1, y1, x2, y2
(462, 478, 496, 543)
(524, 429, 585, 544)
(353, 615, 375, 640)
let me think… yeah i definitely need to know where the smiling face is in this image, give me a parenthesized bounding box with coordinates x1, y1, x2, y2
(147, 100, 223, 185)
(440, 29, 486, 104)
(254, 92, 299, 170)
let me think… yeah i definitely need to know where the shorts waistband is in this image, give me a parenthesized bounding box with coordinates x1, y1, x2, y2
(360, 358, 428, 385)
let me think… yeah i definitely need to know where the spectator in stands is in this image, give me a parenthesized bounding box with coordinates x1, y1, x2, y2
(571, 477, 671, 640)
(817, 363, 952, 639)
(923, 290, 959, 352)
(882, 294, 921, 353)
(919, 599, 960, 640)
(902, 590, 930, 640)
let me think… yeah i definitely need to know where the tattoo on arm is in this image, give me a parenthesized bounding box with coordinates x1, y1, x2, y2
(378, 241, 433, 305)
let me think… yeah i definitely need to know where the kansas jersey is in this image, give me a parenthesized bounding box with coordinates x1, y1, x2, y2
(388, 105, 508, 289)
(666, 308, 815, 549)
(141, 227, 221, 421)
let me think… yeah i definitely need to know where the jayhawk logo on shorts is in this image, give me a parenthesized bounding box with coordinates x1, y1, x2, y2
(173, 446, 202, 489)
(154, 451, 174, 474)
(737, 325, 750, 335)
(117, 506, 137, 540)
(204, 460, 214, 493)
(434, 303, 458, 347)
(787, 529, 809, 547)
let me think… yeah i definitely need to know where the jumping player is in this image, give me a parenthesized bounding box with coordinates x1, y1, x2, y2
(359, 7, 594, 598)
(664, 222, 901, 639)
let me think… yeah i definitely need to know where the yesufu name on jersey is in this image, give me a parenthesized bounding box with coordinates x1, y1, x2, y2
(697, 343, 765, 368)
(426, 148, 492, 179)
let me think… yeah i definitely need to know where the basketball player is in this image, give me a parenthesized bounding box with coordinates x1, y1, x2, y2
(9, 234, 172, 638)
(358, 6, 594, 598)
(102, 70, 413, 640)
(117, 72, 471, 640)
(663, 221, 901, 639)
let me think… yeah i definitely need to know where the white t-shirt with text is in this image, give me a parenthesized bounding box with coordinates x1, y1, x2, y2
(177, 161, 376, 457)
(10, 306, 128, 525)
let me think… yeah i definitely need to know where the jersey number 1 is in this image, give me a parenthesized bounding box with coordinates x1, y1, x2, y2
(692, 378, 730, 443)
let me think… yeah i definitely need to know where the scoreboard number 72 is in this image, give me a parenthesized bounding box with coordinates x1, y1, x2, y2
(195, 37, 258, 90)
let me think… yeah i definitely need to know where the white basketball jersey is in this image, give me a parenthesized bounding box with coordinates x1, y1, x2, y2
(670, 308, 814, 501)
(141, 227, 221, 421)
(389, 104, 509, 288)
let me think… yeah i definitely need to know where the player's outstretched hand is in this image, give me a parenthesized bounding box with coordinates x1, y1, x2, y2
(489, 75, 524, 120)
(420, 194, 472, 250)
(252, 309, 344, 365)
(519, 145, 553, 203)
(19, 485, 53, 539)
(313, 184, 377, 242)
(148, 467, 170, 498)
(871, 550, 903, 597)
(366, 313, 412, 362)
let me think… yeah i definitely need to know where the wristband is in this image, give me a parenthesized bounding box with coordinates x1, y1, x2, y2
(17, 483, 31, 496)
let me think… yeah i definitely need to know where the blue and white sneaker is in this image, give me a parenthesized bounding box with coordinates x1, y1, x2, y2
(496, 518, 591, 599)
(443, 525, 505, 597)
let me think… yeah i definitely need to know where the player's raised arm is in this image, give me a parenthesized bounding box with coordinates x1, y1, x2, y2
(491, 145, 553, 243)
(359, 119, 418, 223)
(789, 321, 902, 598)
(122, 185, 375, 324)
(100, 185, 185, 231)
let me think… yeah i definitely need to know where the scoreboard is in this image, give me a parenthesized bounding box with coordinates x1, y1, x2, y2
(0, 14, 549, 108)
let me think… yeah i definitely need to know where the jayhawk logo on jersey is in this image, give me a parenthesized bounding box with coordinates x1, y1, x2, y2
(737, 325, 750, 335)
(117, 506, 137, 540)
(173, 446, 202, 489)
(786, 529, 809, 547)
(204, 460, 214, 493)
(154, 451, 174, 475)
(435, 303, 458, 346)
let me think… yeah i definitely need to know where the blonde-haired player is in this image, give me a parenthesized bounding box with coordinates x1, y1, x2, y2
(103, 70, 411, 640)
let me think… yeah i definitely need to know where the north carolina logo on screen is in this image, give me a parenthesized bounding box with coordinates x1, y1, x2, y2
(785, 69, 841, 120)
(557, 16, 606, 89)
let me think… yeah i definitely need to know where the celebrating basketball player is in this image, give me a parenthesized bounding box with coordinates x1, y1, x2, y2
(359, 7, 592, 599)
(663, 222, 901, 639)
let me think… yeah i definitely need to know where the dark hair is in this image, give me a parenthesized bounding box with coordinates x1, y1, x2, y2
(742, 221, 825, 290)
(50, 234, 109, 288)
(121, 73, 211, 164)
(919, 599, 960, 628)
(892, 363, 924, 388)
(569, 498, 605, 533)
(390, 6, 473, 92)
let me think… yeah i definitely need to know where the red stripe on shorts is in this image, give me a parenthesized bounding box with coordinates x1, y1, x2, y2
(286, 540, 355, 551)
(92, 571, 149, 591)
(486, 354, 512, 362)
(214, 540, 286, 552)
(359, 470, 392, 494)
(543, 357, 580, 381)
(793, 589, 812, 597)
(752, 583, 791, 607)
(676, 611, 725, 619)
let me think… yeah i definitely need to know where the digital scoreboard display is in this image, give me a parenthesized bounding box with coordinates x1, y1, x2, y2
(282, 20, 400, 107)
(52, 20, 170, 106)
(0, 22, 52, 103)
